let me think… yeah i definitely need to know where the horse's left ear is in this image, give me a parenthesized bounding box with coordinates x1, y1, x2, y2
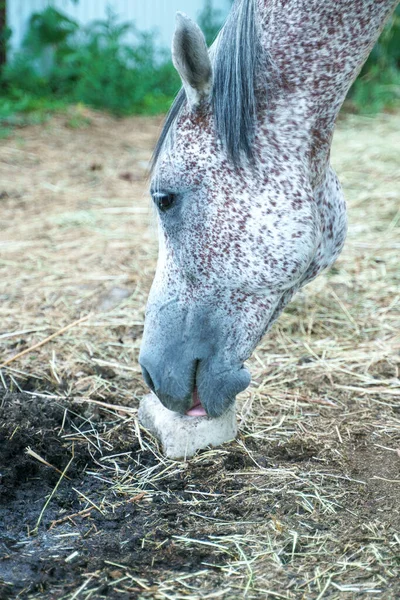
(172, 12, 213, 108)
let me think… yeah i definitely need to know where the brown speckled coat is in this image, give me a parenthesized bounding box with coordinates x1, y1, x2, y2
(139, 0, 398, 418)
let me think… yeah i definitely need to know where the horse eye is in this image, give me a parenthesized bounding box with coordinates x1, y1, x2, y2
(153, 192, 176, 212)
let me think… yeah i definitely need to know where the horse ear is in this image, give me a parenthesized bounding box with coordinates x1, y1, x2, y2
(172, 12, 212, 108)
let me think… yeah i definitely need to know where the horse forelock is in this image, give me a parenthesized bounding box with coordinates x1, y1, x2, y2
(151, 0, 262, 172)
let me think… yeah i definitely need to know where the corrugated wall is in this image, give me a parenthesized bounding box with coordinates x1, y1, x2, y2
(7, 0, 231, 54)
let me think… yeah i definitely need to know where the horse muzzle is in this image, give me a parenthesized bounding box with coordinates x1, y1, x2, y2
(139, 303, 251, 417)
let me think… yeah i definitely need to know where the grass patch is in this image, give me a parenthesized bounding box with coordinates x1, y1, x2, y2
(0, 6, 180, 135)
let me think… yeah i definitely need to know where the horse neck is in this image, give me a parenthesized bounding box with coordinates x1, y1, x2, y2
(257, 0, 398, 186)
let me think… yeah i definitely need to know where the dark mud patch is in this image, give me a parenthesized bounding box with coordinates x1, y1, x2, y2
(0, 393, 243, 597)
(1, 392, 400, 599)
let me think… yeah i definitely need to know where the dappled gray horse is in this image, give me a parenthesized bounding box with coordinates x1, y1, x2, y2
(140, 0, 398, 418)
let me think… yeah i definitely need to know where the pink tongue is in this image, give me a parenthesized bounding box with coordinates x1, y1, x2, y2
(186, 406, 207, 417)
(186, 388, 207, 417)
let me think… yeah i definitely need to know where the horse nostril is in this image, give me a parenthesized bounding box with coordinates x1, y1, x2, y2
(141, 366, 155, 392)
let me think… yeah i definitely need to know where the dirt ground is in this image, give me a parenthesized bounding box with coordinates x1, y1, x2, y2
(0, 108, 399, 599)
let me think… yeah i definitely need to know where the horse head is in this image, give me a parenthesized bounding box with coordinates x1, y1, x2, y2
(139, 0, 396, 417)
(140, 1, 319, 418)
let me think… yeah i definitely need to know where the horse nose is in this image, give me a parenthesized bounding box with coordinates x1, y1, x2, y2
(141, 365, 155, 393)
(139, 353, 193, 414)
(140, 348, 251, 417)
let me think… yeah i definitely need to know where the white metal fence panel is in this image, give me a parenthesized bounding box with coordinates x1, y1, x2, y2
(7, 0, 231, 54)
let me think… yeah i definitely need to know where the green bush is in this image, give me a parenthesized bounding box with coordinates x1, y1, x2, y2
(1, 6, 180, 120)
(0, 0, 399, 129)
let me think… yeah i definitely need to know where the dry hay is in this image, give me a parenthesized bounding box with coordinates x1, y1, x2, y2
(0, 108, 399, 599)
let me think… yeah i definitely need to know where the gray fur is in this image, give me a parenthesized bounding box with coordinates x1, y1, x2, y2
(212, 0, 262, 164)
(152, 0, 262, 169)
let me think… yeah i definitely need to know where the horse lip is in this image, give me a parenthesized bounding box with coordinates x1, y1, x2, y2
(196, 364, 251, 418)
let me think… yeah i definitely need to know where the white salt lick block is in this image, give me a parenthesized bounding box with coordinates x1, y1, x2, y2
(138, 393, 237, 460)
